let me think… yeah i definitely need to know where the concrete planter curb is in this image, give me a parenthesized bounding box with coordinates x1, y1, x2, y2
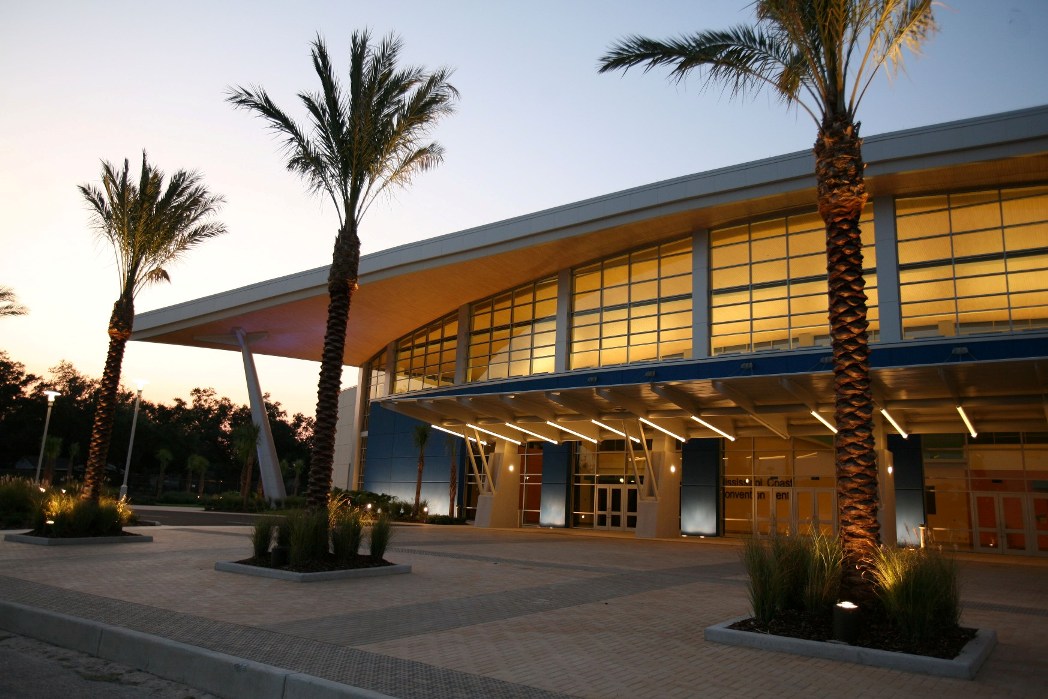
(704, 616, 996, 679)
(4, 532, 153, 545)
(215, 560, 411, 582)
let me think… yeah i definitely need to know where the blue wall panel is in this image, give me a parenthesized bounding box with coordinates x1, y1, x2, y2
(363, 403, 462, 515)
(681, 438, 720, 536)
(540, 442, 571, 527)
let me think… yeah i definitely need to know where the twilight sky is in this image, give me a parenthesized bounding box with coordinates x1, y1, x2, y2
(2, 0, 1047, 419)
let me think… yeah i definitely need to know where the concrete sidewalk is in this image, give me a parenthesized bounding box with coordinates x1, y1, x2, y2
(1, 525, 1045, 698)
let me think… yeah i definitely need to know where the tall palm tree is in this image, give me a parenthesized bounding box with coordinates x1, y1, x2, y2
(411, 423, 430, 519)
(0, 286, 28, 316)
(228, 32, 458, 510)
(599, 0, 936, 600)
(79, 153, 226, 501)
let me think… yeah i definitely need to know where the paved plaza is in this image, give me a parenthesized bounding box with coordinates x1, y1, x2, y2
(1, 524, 1046, 698)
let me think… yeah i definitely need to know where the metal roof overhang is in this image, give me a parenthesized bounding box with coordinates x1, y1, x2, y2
(379, 354, 1048, 443)
(131, 107, 1048, 369)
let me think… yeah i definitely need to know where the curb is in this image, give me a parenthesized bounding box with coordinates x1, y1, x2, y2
(704, 616, 997, 680)
(215, 560, 411, 582)
(0, 600, 393, 699)
(4, 533, 154, 546)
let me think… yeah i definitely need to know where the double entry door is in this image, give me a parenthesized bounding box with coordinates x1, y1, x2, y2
(973, 492, 1048, 555)
(595, 485, 638, 530)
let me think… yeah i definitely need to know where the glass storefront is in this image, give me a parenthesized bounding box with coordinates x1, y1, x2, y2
(469, 278, 557, 382)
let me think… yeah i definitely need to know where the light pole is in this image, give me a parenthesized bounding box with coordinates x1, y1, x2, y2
(119, 379, 146, 500)
(34, 390, 61, 484)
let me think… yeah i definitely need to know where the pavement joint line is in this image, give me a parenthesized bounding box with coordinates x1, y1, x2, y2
(0, 575, 577, 699)
(963, 600, 1048, 618)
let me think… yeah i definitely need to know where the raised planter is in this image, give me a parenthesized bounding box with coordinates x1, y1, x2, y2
(4, 532, 154, 546)
(214, 560, 411, 582)
(704, 616, 996, 680)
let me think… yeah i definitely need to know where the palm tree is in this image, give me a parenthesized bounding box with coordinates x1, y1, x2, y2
(0, 286, 27, 316)
(186, 454, 209, 496)
(411, 424, 430, 519)
(599, 0, 936, 600)
(42, 436, 62, 487)
(155, 447, 173, 497)
(65, 441, 80, 484)
(445, 435, 459, 519)
(78, 153, 226, 501)
(228, 32, 458, 510)
(232, 421, 261, 503)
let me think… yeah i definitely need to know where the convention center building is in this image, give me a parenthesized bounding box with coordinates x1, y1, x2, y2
(134, 105, 1048, 556)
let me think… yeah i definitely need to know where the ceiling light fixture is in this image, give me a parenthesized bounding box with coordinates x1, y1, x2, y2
(879, 409, 909, 439)
(690, 416, 736, 441)
(504, 423, 558, 444)
(591, 419, 640, 443)
(467, 423, 521, 445)
(956, 406, 977, 438)
(546, 421, 598, 444)
(810, 410, 838, 434)
(639, 417, 686, 443)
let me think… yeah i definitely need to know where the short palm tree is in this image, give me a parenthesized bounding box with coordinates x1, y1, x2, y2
(228, 32, 458, 510)
(0, 286, 28, 316)
(155, 447, 173, 497)
(599, 0, 936, 601)
(79, 153, 226, 501)
(232, 420, 262, 502)
(412, 423, 430, 519)
(186, 454, 209, 496)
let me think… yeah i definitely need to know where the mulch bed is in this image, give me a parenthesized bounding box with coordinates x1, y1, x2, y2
(729, 610, 977, 659)
(235, 553, 393, 573)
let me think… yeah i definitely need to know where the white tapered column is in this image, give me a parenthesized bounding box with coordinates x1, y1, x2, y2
(234, 328, 286, 501)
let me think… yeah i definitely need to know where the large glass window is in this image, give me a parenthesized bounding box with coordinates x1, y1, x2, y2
(393, 313, 458, 394)
(897, 186, 1048, 338)
(710, 207, 877, 355)
(570, 238, 692, 369)
(468, 278, 557, 382)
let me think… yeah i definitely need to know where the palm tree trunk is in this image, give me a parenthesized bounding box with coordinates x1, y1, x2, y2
(815, 115, 880, 603)
(414, 453, 424, 517)
(307, 222, 361, 509)
(82, 295, 134, 502)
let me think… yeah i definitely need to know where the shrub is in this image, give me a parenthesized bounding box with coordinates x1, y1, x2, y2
(331, 509, 364, 564)
(34, 492, 128, 538)
(0, 476, 44, 529)
(368, 513, 393, 561)
(425, 514, 466, 525)
(871, 545, 961, 642)
(252, 516, 279, 558)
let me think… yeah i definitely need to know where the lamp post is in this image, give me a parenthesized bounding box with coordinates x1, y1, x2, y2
(34, 390, 61, 484)
(119, 379, 146, 500)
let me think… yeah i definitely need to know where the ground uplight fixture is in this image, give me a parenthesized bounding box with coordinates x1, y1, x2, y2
(833, 600, 860, 644)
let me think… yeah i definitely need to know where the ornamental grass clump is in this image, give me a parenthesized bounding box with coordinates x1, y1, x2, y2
(871, 545, 961, 643)
(286, 509, 329, 568)
(742, 533, 815, 624)
(252, 516, 279, 559)
(331, 509, 364, 565)
(368, 513, 393, 561)
(802, 530, 844, 618)
(0, 476, 45, 529)
(33, 490, 129, 537)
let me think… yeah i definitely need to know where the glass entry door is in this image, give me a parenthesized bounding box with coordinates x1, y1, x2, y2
(973, 493, 1029, 553)
(1033, 495, 1048, 555)
(595, 485, 638, 530)
(753, 488, 792, 535)
(795, 488, 836, 536)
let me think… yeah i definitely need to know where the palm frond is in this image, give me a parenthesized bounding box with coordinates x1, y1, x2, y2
(0, 285, 29, 316)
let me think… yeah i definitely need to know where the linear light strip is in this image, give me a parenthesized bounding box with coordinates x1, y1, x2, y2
(591, 419, 640, 443)
(879, 409, 909, 439)
(690, 416, 736, 442)
(546, 421, 598, 444)
(810, 410, 838, 434)
(467, 423, 521, 445)
(639, 417, 685, 443)
(430, 424, 485, 444)
(956, 406, 977, 438)
(504, 423, 558, 444)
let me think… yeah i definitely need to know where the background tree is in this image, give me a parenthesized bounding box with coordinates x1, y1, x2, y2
(41, 436, 62, 487)
(185, 454, 209, 495)
(78, 152, 226, 501)
(155, 447, 174, 496)
(65, 441, 80, 483)
(411, 424, 430, 519)
(228, 31, 458, 510)
(599, 0, 936, 600)
(0, 286, 28, 316)
(232, 420, 261, 503)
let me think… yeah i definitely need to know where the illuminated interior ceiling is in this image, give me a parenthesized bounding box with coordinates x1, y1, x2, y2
(381, 358, 1048, 442)
(132, 107, 1048, 371)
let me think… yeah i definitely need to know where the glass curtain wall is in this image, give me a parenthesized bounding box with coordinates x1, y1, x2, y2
(517, 442, 543, 526)
(570, 238, 692, 369)
(393, 313, 458, 394)
(710, 206, 877, 355)
(468, 278, 557, 382)
(896, 185, 1048, 338)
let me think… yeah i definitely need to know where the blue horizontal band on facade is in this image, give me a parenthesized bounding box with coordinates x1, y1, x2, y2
(380, 332, 1048, 403)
